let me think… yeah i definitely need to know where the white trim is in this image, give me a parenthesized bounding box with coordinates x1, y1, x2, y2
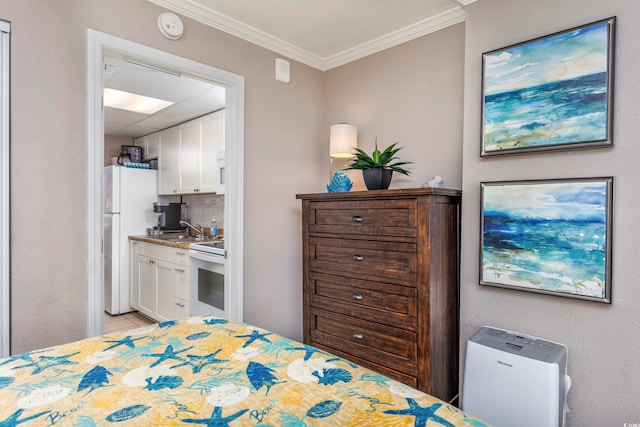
(148, 0, 467, 71)
(323, 7, 466, 70)
(0, 21, 10, 358)
(86, 30, 244, 337)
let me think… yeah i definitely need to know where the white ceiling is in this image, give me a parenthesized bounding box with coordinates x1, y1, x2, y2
(104, 56, 225, 138)
(150, 0, 475, 70)
(106, 0, 475, 139)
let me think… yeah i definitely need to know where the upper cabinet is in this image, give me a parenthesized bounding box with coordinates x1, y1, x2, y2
(134, 132, 160, 161)
(198, 112, 224, 194)
(157, 109, 225, 195)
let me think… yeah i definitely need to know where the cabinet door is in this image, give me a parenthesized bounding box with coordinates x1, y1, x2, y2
(156, 260, 175, 322)
(146, 132, 160, 159)
(174, 298, 190, 319)
(158, 127, 180, 195)
(178, 121, 199, 193)
(137, 255, 156, 319)
(134, 136, 145, 156)
(129, 241, 140, 310)
(199, 111, 224, 193)
(174, 264, 189, 301)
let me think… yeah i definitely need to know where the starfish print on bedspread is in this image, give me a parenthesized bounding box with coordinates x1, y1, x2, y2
(384, 399, 455, 427)
(171, 349, 228, 374)
(183, 406, 248, 426)
(235, 330, 271, 348)
(103, 336, 145, 351)
(12, 352, 80, 375)
(147, 344, 193, 367)
(0, 349, 46, 366)
(291, 345, 326, 361)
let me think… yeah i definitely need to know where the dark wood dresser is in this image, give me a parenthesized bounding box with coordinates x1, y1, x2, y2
(296, 188, 461, 401)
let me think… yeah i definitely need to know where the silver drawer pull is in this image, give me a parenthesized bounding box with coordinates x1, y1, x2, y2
(352, 254, 364, 261)
(352, 332, 364, 340)
(175, 302, 185, 307)
(352, 215, 364, 223)
(352, 294, 363, 301)
(175, 268, 185, 272)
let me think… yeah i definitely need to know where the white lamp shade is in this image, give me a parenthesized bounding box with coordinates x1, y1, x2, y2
(330, 124, 357, 158)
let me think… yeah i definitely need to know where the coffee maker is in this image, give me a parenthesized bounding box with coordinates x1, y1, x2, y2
(153, 202, 186, 231)
(117, 145, 143, 165)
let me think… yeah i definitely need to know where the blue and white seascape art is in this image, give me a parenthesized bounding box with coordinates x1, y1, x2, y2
(481, 178, 612, 302)
(482, 17, 615, 155)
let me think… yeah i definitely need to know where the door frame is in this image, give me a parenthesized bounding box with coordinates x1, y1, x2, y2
(86, 30, 244, 336)
(0, 20, 10, 357)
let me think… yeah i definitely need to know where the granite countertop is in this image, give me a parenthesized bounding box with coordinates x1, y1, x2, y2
(129, 235, 220, 249)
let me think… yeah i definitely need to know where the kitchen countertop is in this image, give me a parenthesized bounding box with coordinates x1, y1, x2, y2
(129, 235, 221, 249)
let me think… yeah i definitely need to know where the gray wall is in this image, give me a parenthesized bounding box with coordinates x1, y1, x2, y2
(461, 0, 640, 424)
(4, 0, 638, 422)
(5, 0, 324, 352)
(324, 24, 465, 191)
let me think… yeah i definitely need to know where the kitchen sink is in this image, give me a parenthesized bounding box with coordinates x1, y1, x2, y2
(154, 235, 197, 242)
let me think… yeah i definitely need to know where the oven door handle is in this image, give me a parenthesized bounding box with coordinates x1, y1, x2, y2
(189, 249, 225, 264)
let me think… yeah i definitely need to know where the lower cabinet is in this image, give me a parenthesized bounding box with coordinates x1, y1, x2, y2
(129, 240, 190, 322)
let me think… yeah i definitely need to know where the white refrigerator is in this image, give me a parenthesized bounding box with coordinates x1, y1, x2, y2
(104, 165, 158, 315)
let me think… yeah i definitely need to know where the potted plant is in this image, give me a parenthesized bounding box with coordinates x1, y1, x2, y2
(345, 138, 412, 190)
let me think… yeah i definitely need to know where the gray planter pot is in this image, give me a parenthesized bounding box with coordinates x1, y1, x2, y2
(362, 168, 393, 190)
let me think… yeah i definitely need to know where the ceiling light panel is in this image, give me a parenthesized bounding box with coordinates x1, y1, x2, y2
(103, 88, 174, 114)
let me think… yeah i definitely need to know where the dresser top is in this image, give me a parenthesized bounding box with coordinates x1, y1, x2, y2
(296, 187, 461, 200)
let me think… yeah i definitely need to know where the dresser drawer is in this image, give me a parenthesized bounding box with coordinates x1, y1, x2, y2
(309, 308, 417, 375)
(309, 272, 417, 329)
(309, 237, 416, 285)
(309, 199, 416, 238)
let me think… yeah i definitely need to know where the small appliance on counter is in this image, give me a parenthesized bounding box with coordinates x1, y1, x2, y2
(153, 202, 187, 231)
(117, 145, 143, 165)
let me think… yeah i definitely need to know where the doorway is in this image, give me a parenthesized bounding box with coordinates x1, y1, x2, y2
(87, 30, 244, 336)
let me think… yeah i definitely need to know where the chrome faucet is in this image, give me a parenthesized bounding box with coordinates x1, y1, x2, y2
(180, 220, 205, 241)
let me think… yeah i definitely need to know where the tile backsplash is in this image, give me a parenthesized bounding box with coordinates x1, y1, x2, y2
(158, 193, 224, 230)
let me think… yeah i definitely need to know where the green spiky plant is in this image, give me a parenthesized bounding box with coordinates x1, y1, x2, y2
(345, 138, 412, 175)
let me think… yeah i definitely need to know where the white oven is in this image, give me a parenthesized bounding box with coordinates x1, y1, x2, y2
(189, 241, 226, 317)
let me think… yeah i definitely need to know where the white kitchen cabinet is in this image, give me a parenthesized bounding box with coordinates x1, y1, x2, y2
(134, 133, 160, 160)
(198, 110, 224, 193)
(157, 110, 224, 195)
(137, 255, 156, 319)
(131, 241, 191, 322)
(129, 240, 140, 310)
(216, 149, 225, 195)
(146, 133, 160, 159)
(157, 127, 180, 195)
(177, 120, 200, 193)
(155, 260, 175, 322)
(174, 298, 190, 319)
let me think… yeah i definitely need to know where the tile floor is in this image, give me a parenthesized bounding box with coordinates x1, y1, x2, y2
(104, 311, 156, 334)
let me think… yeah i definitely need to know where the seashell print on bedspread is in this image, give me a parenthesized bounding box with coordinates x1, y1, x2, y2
(0, 316, 488, 426)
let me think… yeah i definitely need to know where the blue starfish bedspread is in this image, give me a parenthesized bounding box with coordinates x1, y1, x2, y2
(0, 316, 489, 426)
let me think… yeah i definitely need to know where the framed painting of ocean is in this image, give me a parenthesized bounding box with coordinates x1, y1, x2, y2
(481, 17, 615, 156)
(480, 178, 613, 303)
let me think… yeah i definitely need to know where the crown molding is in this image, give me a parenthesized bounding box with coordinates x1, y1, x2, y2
(323, 6, 466, 70)
(148, 0, 469, 71)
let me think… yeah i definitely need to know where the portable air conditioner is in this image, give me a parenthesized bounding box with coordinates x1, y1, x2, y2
(462, 326, 571, 427)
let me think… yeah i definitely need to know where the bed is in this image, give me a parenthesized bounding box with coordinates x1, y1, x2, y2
(0, 316, 487, 426)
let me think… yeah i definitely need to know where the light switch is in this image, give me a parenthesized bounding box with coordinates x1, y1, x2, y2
(275, 58, 290, 83)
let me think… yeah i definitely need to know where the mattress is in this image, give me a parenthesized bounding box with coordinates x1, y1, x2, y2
(0, 316, 487, 426)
